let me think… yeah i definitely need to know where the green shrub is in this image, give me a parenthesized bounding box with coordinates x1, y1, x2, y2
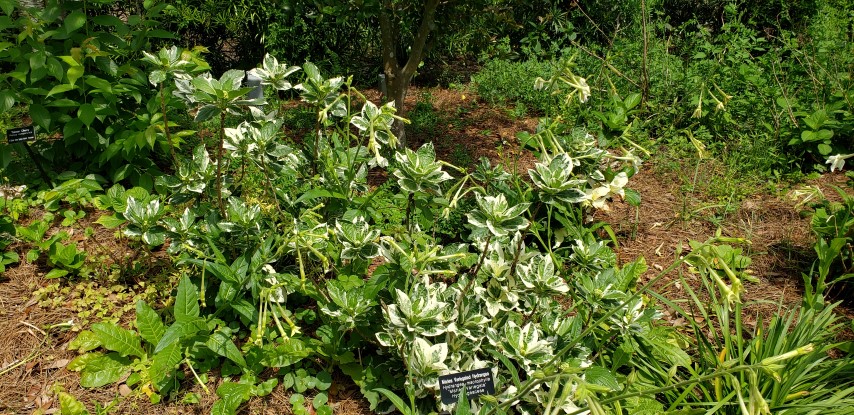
(472, 59, 560, 114)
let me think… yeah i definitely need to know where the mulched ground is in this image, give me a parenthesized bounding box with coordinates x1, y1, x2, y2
(1, 85, 852, 414)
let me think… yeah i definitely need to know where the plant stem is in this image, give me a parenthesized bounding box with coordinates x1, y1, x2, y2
(185, 356, 210, 394)
(161, 82, 176, 165)
(455, 235, 492, 317)
(404, 192, 414, 233)
(217, 112, 226, 215)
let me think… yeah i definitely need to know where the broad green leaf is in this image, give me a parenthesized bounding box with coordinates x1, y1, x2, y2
(29, 103, 51, 131)
(205, 329, 246, 367)
(584, 366, 620, 391)
(315, 370, 332, 390)
(67, 352, 103, 372)
(624, 93, 642, 110)
(78, 103, 96, 128)
(212, 382, 253, 415)
(58, 391, 90, 415)
(91, 322, 145, 358)
(46, 83, 76, 97)
(46, 57, 64, 80)
(0, 0, 14, 16)
(194, 105, 220, 123)
(64, 10, 86, 33)
(624, 188, 641, 207)
(817, 143, 832, 155)
(79, 353, 131, 388)
(154, 318, 207, 353)
(95, 214, 126, 229)
(67, 65, 84, 85)
(0, 89, 15, 112)
(150, 341, 182, 392)
(91, 15, 124, 27)
(68, 330, 101, 353)
(45, 268, 69, 279)
(136, 300, 166, 346)
(84, 76, 113, 92)
(29, 51, 45, 70)
(262, 337, 312, 367)
(174, 275, 200, 323)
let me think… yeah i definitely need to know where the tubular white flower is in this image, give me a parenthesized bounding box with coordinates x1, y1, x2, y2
(826, 153, 853, 172)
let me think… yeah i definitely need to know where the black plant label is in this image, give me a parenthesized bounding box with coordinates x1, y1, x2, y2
(438, 367, 495, 405)
(6, 125, 35, 144)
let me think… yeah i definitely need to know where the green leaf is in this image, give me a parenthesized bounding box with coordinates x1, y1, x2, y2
(262, 338, 312, 367)
(374, 388, 413, 415)
(624, 188, 641, 207)
(194, 105, 220, 123)
(0, 89, 15, 112)
(85, 76, 113, 92)
(47, 83, 76, 98)
(817, 143, 833, 156)
(149, 342, 182, 392)
(68, 330, 101, 353)
(64, 10, 86, 33)
(30, 103, 51, 131)
(212, 382, 253, 415)
(45, 268, 70, 279)
(0, 0, 15, 16)
(174, 275, 200, 323)
(205, 329, 246, 367)
(67, 65, 84, 86)
(58, 391, 90, 415)
(315, 370, 332, 390)
(154, 318, 207, 353)
(584, 366, 620, 391)
(455, 385, 470, 415)
(78, 103, 96, 128)
(91, 322, 145, 358)
(67, 352, 102, 372)
(95, 214, 126, 229)
(136, 300, 166, 346)
(79, 353, 131, 388)
(148, 70, 166, 86)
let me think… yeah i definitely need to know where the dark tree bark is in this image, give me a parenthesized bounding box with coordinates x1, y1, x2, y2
(378, 0, 440, 148)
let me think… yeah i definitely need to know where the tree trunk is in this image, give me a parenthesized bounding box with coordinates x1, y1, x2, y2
(379, 0, 440, 148)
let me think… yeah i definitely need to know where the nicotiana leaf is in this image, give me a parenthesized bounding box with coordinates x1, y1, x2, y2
(91, 322, 145, 358)
(174, 275, 200, 323)
(136, 300, 166, 346)
(79, 353, 131, 388)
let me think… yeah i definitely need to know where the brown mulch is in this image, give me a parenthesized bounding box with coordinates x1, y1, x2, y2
(599, 162, 854, 329)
